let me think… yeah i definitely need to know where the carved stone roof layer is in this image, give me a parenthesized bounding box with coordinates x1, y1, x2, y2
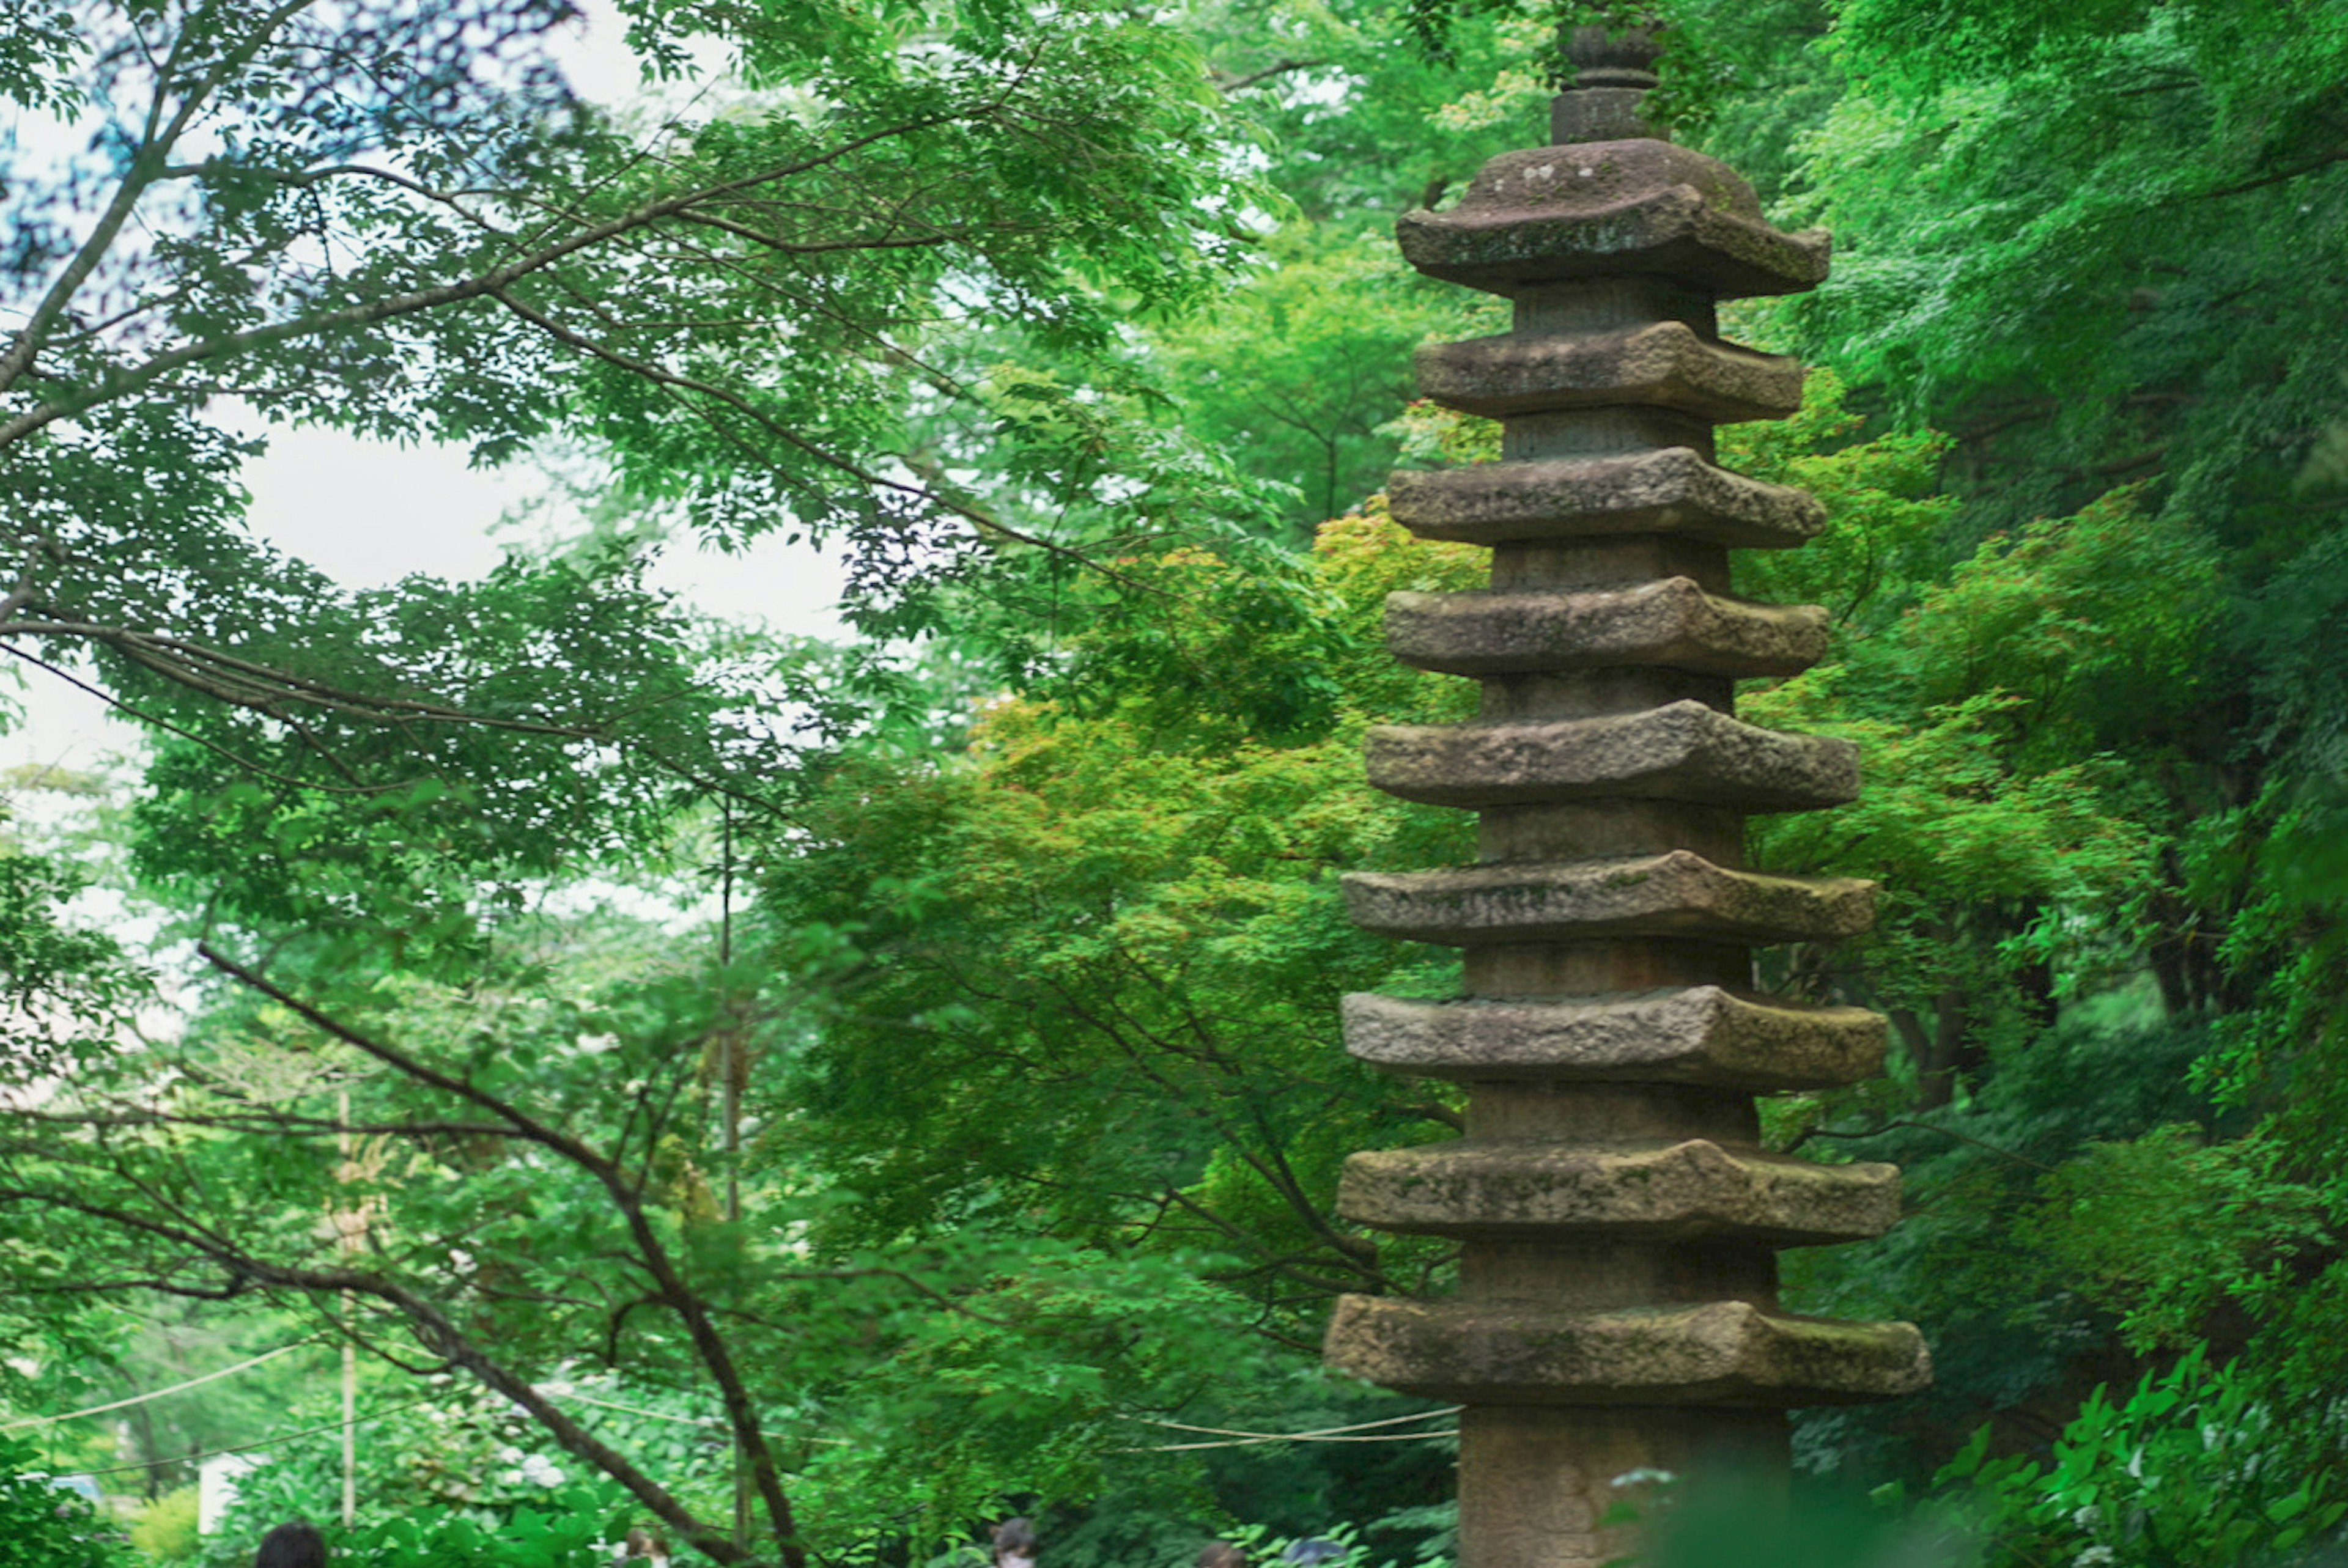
(1365, 701, 1859, 811)
(1386, 580, 1828, 679)
(1386, 448, 1825, 549)
(1342, 989, 1887, 1090)
(1417, 323, 1802, 424)
(1397, 142, 1831, 300)
(1324, 1295, 1932, 1407)
(1343, 850, 1875, 947)
(1338, 1138, 1902, 1243)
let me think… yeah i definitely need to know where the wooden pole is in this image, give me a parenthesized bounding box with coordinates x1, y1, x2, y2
(720, 804, 749, 1550)
(337, 1088, 357, 1529)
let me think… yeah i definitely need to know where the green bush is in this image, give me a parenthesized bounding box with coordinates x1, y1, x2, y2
(336, 1486, 630, 1567)
(130, 1486, 199, 1562)
(0, 1434, 131, 1568)
(1312, 1349, 2348, 1568)
(189, 1381, 690, 1566)
(1924, 1345, 2347, 1567)
(197, 1488, 639, 1568)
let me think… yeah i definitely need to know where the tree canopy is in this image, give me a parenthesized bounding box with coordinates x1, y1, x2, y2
(4, 2, 2348, 1567)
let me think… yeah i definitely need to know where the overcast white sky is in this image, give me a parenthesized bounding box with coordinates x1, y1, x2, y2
(1, 2, 845, 778)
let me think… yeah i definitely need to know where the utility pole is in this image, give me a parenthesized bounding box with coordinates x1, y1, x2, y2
(718, 803, 750, 1550)
(335, 1088, 359, 1530)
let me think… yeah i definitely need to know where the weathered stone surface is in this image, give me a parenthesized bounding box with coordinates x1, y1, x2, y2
(1387, 447, 1825, 550)
(1562, 24, 1662, 89)
(1342, 988, 1886, 1089)
(1397, 142, 1831, 300)
(1387, 579, 1826, 679)
(1344, 850, 1875, 947)
(1327, 37, 1919, 1551)
(1417, 322, 1801, 424)
(1324, 1294, 1932, 1405)
(1339, 1138, 1901, 1243)
(1551, 89, 1662, 145)
(1365, 700, 1858, 811)
(1454, 1405, 1788, 1568)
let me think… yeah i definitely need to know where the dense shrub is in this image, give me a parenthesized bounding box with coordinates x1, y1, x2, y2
(0, 1434, 130, 1568)
(129, 1486, 200, 1562)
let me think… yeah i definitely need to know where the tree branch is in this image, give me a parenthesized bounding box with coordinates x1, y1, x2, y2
(193, 944, 811, 1568)
(1213, 57, 1331, 94)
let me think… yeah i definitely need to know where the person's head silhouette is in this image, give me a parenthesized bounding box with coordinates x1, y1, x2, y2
(255, 1520, 327, 1568)
(992, 1517, 1038, 1568)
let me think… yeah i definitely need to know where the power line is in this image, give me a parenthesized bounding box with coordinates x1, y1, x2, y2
(1, 1339, 320, 1432)
(1118, 1430, 1461, 1452)
(51, 1397, 437, 1481)
(56, 1388, 734, 1482)
(1112, 1408, 1464, 1452)
(1128, 1408, 1461, 1440)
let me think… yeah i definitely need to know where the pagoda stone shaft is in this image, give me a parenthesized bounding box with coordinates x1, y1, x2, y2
(1322, 31, 1929, 1568)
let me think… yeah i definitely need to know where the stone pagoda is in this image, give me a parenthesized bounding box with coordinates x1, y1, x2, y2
(1321, 27, 1930, 1568)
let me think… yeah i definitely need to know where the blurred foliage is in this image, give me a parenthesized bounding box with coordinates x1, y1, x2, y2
(4, 0, 2348, 1565)
(127, 1487, 198, 1562)
(0, 1435, 131, 1568)
(1921, 1348, 2348, 1568)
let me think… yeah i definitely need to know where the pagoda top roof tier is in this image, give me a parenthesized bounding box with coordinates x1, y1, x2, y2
(1398, 140, 1829, 300)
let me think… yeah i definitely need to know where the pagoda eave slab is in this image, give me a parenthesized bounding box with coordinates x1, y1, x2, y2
(1416, 322, 1802, 424)
(1364, 701, 1859, 812)
(1386, 579, 1828, 679)
(1386, 449, 1824, 550)
(1342, 851, 1876, 948)
(1338, 1138, 1902, 1244)
(1342, 988, 1888, 1090)
(1398, 171, 1830, 301)
(1324, 1294, 1931, 1407)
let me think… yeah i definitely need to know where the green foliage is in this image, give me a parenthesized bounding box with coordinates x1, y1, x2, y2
(1746, 485, 2195, 1038)
(1699, 0, 2348, 1490)
(1724, 367, 1956, 628)
(765, 510, 1485, 1340)
(10, 1, 2348, 1563)
(119, 558, 756, 944)
(336, 1493, 633, 1568)
(0, 841, 141, 1077)
(205, 1479, 636, 1568)
(1150, 227, 1469, 529)
(1634, 1476, 1937, 1568)
(0, 1435, 130, 1568)
(188, 1380, 676, 1563)
(0, 0, 1280, 961)
(1783, 1006, 2215, 1477)
(2015, 1128, 2335, 1358)
(1219, 1518, 1440, 1568)
(336, 1493, 630, 1568)
(1924, 1347, 2347, 1568)
(128, 1487, 199, 1562)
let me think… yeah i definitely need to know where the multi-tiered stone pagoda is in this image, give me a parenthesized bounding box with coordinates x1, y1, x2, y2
(1322, 28, 1930, 1568)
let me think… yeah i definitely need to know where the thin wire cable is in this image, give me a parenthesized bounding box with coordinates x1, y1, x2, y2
(547, 1394, 851, 1445)
(1, 1340, 321, 1431)
(1124, 1408, 1461, 1440)
(50, 1397, 438, 1479)
(1113, 1429, 1461, 1453)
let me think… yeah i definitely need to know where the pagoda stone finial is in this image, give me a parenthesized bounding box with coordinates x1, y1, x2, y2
(1553, 23, 1664, 143)
(1323, 27, 1928, 1568)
